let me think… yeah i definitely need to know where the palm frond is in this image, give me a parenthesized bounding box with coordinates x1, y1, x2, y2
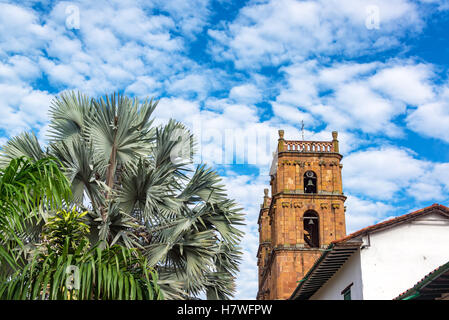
(87, 93, 157, 177)
(49, 139, 103, 207)
(48, 91, 93, 142)
(0, 157, 72, 275)
(0, 241, 163, 300)
(0, 132, 44, 167)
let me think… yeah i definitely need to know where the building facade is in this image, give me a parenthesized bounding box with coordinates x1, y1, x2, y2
(257, 130, 347, 300)
(290, 204, 449, 300)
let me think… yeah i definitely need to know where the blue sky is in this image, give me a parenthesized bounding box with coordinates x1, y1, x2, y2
(1, 0, 449, 299)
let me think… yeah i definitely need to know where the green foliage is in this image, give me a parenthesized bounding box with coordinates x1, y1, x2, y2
(42, 208, 90, 254)
(0, 157, 72, 274)
(0, 156, 71, 215)
(0, 240, 163, 300)
(1, 205, 162, 300)
(0, 91, 245, 300)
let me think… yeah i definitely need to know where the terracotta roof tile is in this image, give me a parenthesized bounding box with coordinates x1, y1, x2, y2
(332, 203, 449, 244)
(292, 203, 449, 300)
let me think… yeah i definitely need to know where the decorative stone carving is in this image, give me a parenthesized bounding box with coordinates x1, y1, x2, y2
(332, 203, 340, 209)
(278, 130, 284, 139)
(293, 202, 303, 208)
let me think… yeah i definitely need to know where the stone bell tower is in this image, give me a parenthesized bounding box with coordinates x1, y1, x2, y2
(256, 130, 347, 300)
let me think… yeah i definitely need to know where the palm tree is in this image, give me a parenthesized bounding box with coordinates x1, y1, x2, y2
(0, 156, 71, 278)
(1, 207, 162, 300)
(0, 157, 162, 300)
(0, 91, 244, 299)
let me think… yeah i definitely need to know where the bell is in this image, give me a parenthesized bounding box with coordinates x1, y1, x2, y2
(308, 219, 314, 225)
(307, 179, 314, 187)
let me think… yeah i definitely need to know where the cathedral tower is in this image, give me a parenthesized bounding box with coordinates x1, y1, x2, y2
(257, 130, 347, 300)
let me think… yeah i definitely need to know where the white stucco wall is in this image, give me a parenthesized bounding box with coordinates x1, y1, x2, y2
(360, 213, 449, 299)
(311, 249, 363, 300)
(310, 212, 449, 300)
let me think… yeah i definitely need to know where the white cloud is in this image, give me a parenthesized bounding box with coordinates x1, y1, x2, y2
(150, 0, 211, 37)
(276, 60, 320, 107)
(318, 62, 379, 86)
(342, 146, 449, 203)
(0, 3, 46, 56)
(166, 73, 209, 99)
(221, 172, 270, 299)
(154, 97, 200, 122)
(331, 81, 406, 136)
(125, 76, 160, 97)
(0, 0, 222, 142)
(0, 0, 215, 100)
(407, 181, 446, 201)
(273, 59, 448, 139)
(345, 195, 396, 233)
(209, 0, 423, 69)
(343, 147, 423, 199)
(150, 95, 289, 168)
(229, 84, 262, 104)
(406, 86, 449, 142)
(0, 55, 41, 83)
(271, 102, 316, 126)
(0, 83, 54, 136)
(369, 63, 435, 106)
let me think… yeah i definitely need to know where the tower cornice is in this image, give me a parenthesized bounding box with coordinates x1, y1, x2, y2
(277, 151, 343, 160)
(271, 191, 347, 201)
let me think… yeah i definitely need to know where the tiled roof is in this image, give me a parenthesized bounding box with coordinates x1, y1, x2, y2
(332, 203, 449, 244)
(290, 203, 449, 300)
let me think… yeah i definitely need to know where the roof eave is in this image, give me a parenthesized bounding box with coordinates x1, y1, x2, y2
(290, 240, 362, 300)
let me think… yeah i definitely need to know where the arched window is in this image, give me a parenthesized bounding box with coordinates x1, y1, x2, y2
(303, 210, 319, 248)
(304, 170, 317, 193)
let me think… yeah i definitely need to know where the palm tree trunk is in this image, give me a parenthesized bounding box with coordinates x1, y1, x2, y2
(102, 116, 118, 222)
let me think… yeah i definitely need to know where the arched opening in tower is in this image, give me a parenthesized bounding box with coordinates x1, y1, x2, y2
(303, 210, 319, 248)
(304, 170, 317, 193)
